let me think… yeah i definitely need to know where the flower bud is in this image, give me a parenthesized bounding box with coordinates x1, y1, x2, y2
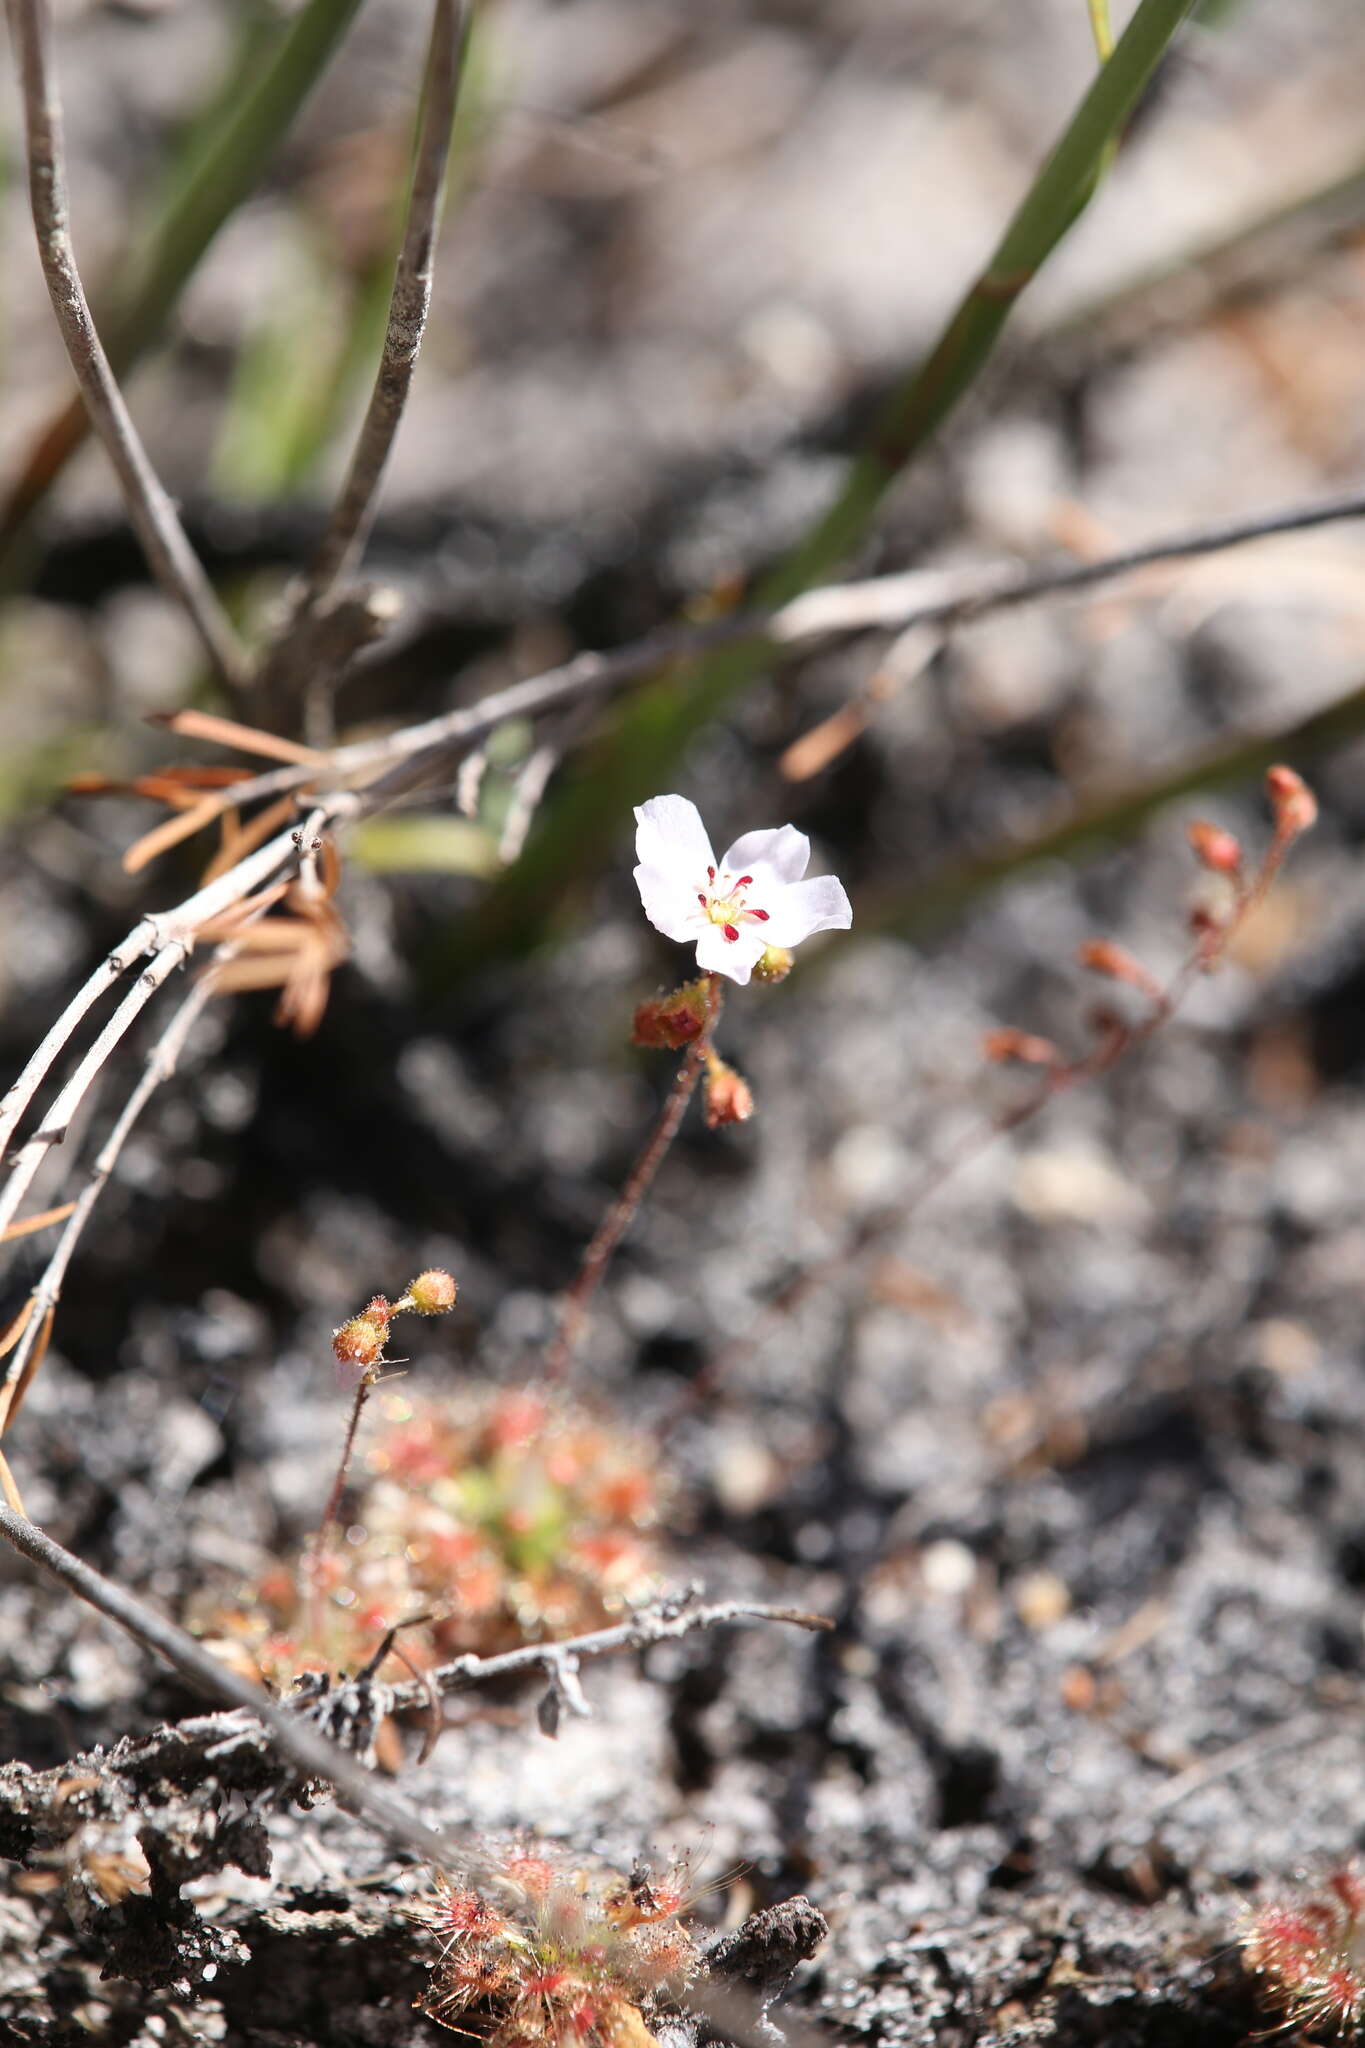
(1265, 764, 1317, 839)
(333, 1311, 388, 1371)
(632, 979, 711, 1049)
(401, 1269, 458, 1316)
(703, 1058, 754, 1129)
(1186, 820, 1242, 876)
(752, 944, 794, 985)
(334, 1297, 390, 1367)
(983, 1027, 1062, 1067)
(1077, 939, 1163, 1002)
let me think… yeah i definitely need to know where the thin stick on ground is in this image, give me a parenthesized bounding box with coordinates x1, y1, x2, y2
(5, 0, 248, 692)
(0, 1494, 455, 1864)
(546, 978, 722, 1379)
(0, 1500, 824, 1885)
(407, 1588, 830, 1708)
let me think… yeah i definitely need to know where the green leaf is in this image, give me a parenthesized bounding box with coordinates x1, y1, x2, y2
(352, 815, 501, 878)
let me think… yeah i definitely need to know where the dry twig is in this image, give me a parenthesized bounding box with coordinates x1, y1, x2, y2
(258, 0, 470, 739)
(0, 1500, 823, 1905)
(303, 0, 468, 603)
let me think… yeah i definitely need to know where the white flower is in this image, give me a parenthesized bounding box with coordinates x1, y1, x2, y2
(633, 794, 852, 986)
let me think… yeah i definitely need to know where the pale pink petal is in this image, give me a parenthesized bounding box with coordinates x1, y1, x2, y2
(634, 863, 703, 944)
(762, 874, 853, 947)
(721, 824, 809, 886)
(694, 922, 766, 985)
(634, 795, 715, 880)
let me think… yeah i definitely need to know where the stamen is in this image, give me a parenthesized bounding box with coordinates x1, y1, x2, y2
(706, 866, 716, 883)
(736, 875, 753, 887)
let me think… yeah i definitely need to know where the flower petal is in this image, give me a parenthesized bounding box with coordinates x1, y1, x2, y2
(762, 874, 853, 947)
(635, 795, 715, 880)
(634, 863, 703, 944)
(722, 824, 809, 886)
(695, 923, 765, 985)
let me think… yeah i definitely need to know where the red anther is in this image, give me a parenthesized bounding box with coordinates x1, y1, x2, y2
(723, 923, 739, 941)
(706, 865, 716, 881)
(752, 908, 769, 921)
(697, 893, 707, 907)
(736, 875, 753, 886)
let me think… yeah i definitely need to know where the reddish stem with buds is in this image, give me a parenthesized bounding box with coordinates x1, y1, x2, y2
(308, 1364, 380, 1651)
(665, 765, 1316, 1433)
(548, 977, 724, 1379)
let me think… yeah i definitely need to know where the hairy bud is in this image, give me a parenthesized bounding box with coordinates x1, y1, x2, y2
(753, 944, 794, 985)
(1265, 764, 1318, 839)
(703, 1059, 754, 1129)
(1077, 939, 1163, 1002)
(633, 979, 712, 1050)
(400, 1269, 458, 1317)
(983, 1028, 1062, 1067)
(333, 1309, 388, 1371)
(1186, 820, 1243, 876)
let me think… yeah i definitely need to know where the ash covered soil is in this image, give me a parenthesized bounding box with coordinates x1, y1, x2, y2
(6, 1, 1365, 2043)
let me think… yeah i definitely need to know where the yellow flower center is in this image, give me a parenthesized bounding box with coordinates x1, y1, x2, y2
(696, 867, 769, 944)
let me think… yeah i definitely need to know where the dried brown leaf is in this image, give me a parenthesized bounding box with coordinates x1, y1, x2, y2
(0, 1296, 37, 1365)
(0, 1446, 25, 1517)
(3, 1308, 54, 1436)
(150, 708, 327, 768)
(123, 793, 228, 873)
(0, 1201, 77, 1243)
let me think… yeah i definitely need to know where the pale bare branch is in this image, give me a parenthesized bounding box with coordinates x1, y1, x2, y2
(0, 1495, 454, 1865)
(304, 0, 470, 601)
(0, 821, 315, 1165)
(0, 947, 241, 1429)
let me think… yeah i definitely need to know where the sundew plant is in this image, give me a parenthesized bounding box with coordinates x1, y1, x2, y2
(1, 2, 1361, 2044)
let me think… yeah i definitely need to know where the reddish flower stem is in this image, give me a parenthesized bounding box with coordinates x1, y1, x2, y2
(308, 1365, 378, 1650)
(547, 976, 723, 1379)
